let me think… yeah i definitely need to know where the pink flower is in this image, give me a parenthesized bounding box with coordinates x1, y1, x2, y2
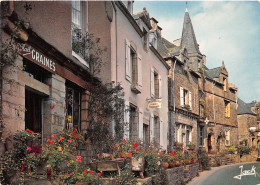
(27, 146, 31, 153)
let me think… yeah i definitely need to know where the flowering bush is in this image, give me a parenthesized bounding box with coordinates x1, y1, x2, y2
(114, 139, 141, 156)
(0, 129, 42, 184)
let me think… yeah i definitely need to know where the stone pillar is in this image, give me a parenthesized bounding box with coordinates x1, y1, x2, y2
(2, 56, 25, 138)
(43, 74, 66, 139)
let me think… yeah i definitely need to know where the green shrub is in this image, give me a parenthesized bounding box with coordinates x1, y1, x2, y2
(237, 146, 252, 155)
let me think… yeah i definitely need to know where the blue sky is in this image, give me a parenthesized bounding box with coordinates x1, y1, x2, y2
(134, 1, 260, 103)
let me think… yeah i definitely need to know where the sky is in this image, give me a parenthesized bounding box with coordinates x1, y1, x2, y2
(134, 1, 260, 103)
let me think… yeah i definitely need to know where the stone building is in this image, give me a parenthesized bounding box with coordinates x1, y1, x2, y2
(0, 1, 93, 141)
(237, 98, 260, 149)
(156, 8, 238, 152)
(87, 1, 170, 149)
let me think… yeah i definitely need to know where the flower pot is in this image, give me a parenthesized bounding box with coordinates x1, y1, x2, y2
(163, 162, 169, 168)
(169, 162, 175, 168)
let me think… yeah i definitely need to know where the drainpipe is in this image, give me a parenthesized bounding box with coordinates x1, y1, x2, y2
(171, 58, 176, 149)
(111, 2, 118, 84)
(212, 81, 216, 159)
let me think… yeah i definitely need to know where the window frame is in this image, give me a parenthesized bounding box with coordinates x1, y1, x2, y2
(71, 1, 89, 67)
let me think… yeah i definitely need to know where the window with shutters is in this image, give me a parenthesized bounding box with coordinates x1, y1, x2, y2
(71, 1, 89, 67)
(180, 87, 192, 110)
(225, 130, 231, 146)
(225, 100, 230, 117)
(143, 124, 150, 146)
(125, 40, 142, 93)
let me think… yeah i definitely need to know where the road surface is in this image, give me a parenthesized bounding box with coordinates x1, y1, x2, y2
(188, 162, 260, 185)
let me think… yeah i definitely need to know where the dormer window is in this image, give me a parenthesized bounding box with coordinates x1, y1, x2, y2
(143, 29, 148, 51)
(127, 1, 133, 14)
(223, 77, 227, 91)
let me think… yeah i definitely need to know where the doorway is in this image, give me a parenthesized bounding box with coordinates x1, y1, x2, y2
(208, 134, 212, 153)
(25, 89, 42, 133)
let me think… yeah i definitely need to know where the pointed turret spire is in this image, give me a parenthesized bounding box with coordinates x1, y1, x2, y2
(180, 9, 201, 54)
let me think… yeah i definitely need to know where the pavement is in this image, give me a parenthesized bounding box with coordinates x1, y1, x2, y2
(188, 162, 260, 185)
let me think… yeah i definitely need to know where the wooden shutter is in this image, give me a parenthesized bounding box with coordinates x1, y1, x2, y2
(137, 53, 142, 89)
(189, 91, 192, 110)
(150, 113, 154, 139)
(124, 100, 130, 139)
(151, 67, 155, 97)
(125, 39, 131, 81)
(228, 103, 230, 117)
(180, 87, 184, 107)
(158, 75, 162, 98)
(138, 108, 143, 140)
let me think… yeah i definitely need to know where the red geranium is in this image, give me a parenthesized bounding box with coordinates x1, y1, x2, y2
(114, 145, 117, 149)
(76, 156, 82, 163)
(123, 139, 126, 142)
(89, 170, 94, 174)
(136, 147, 140, 151)
(98, 172, 102, 176)
(52, 134, 56, 138)
(47, 138, 51, 142)
(120, 143, 123, 145)
(59, 137, 64, 142)
(67, 139, 72, 143)
(50, 140, 54, 145)
(133, 143, 138, 148)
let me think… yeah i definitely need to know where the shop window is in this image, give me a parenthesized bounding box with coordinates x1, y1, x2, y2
(25, 90, 42, 133)
(66, 85, 81, 130)
(23, 58, 49, 83)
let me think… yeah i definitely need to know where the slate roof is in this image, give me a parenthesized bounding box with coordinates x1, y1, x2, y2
(237, 98, 257, 115)
(180, 10, 201, 54)
(205, 67, 221, 79)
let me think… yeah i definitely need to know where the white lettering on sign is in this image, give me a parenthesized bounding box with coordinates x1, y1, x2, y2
(17, 43, 56, 73)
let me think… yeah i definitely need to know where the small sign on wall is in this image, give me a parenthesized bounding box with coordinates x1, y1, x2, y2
(147, 99, 162, 109)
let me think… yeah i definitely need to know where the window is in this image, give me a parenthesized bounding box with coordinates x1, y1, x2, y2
(125, 39, 142, 93)
(153, 116, 160, 148)
(199, 126, 204, 146)
(225, 130, 230, 146)
(143, 124, 150, 146)
(72, 1, 89, 67)
(130, 48, 137, 84)
(151, 68, 161, 98)
(154, 72, 159, 98)
(180, 87, 192, 109)
(223, 77, 227, 91)
(225, 100, 230, 117)
(66, 86, 81, 130)
(129, 105, 138, 139)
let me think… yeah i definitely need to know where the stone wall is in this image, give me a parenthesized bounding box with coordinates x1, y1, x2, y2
(165, 166, 185, 185)
(184, 163, 199, 183)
